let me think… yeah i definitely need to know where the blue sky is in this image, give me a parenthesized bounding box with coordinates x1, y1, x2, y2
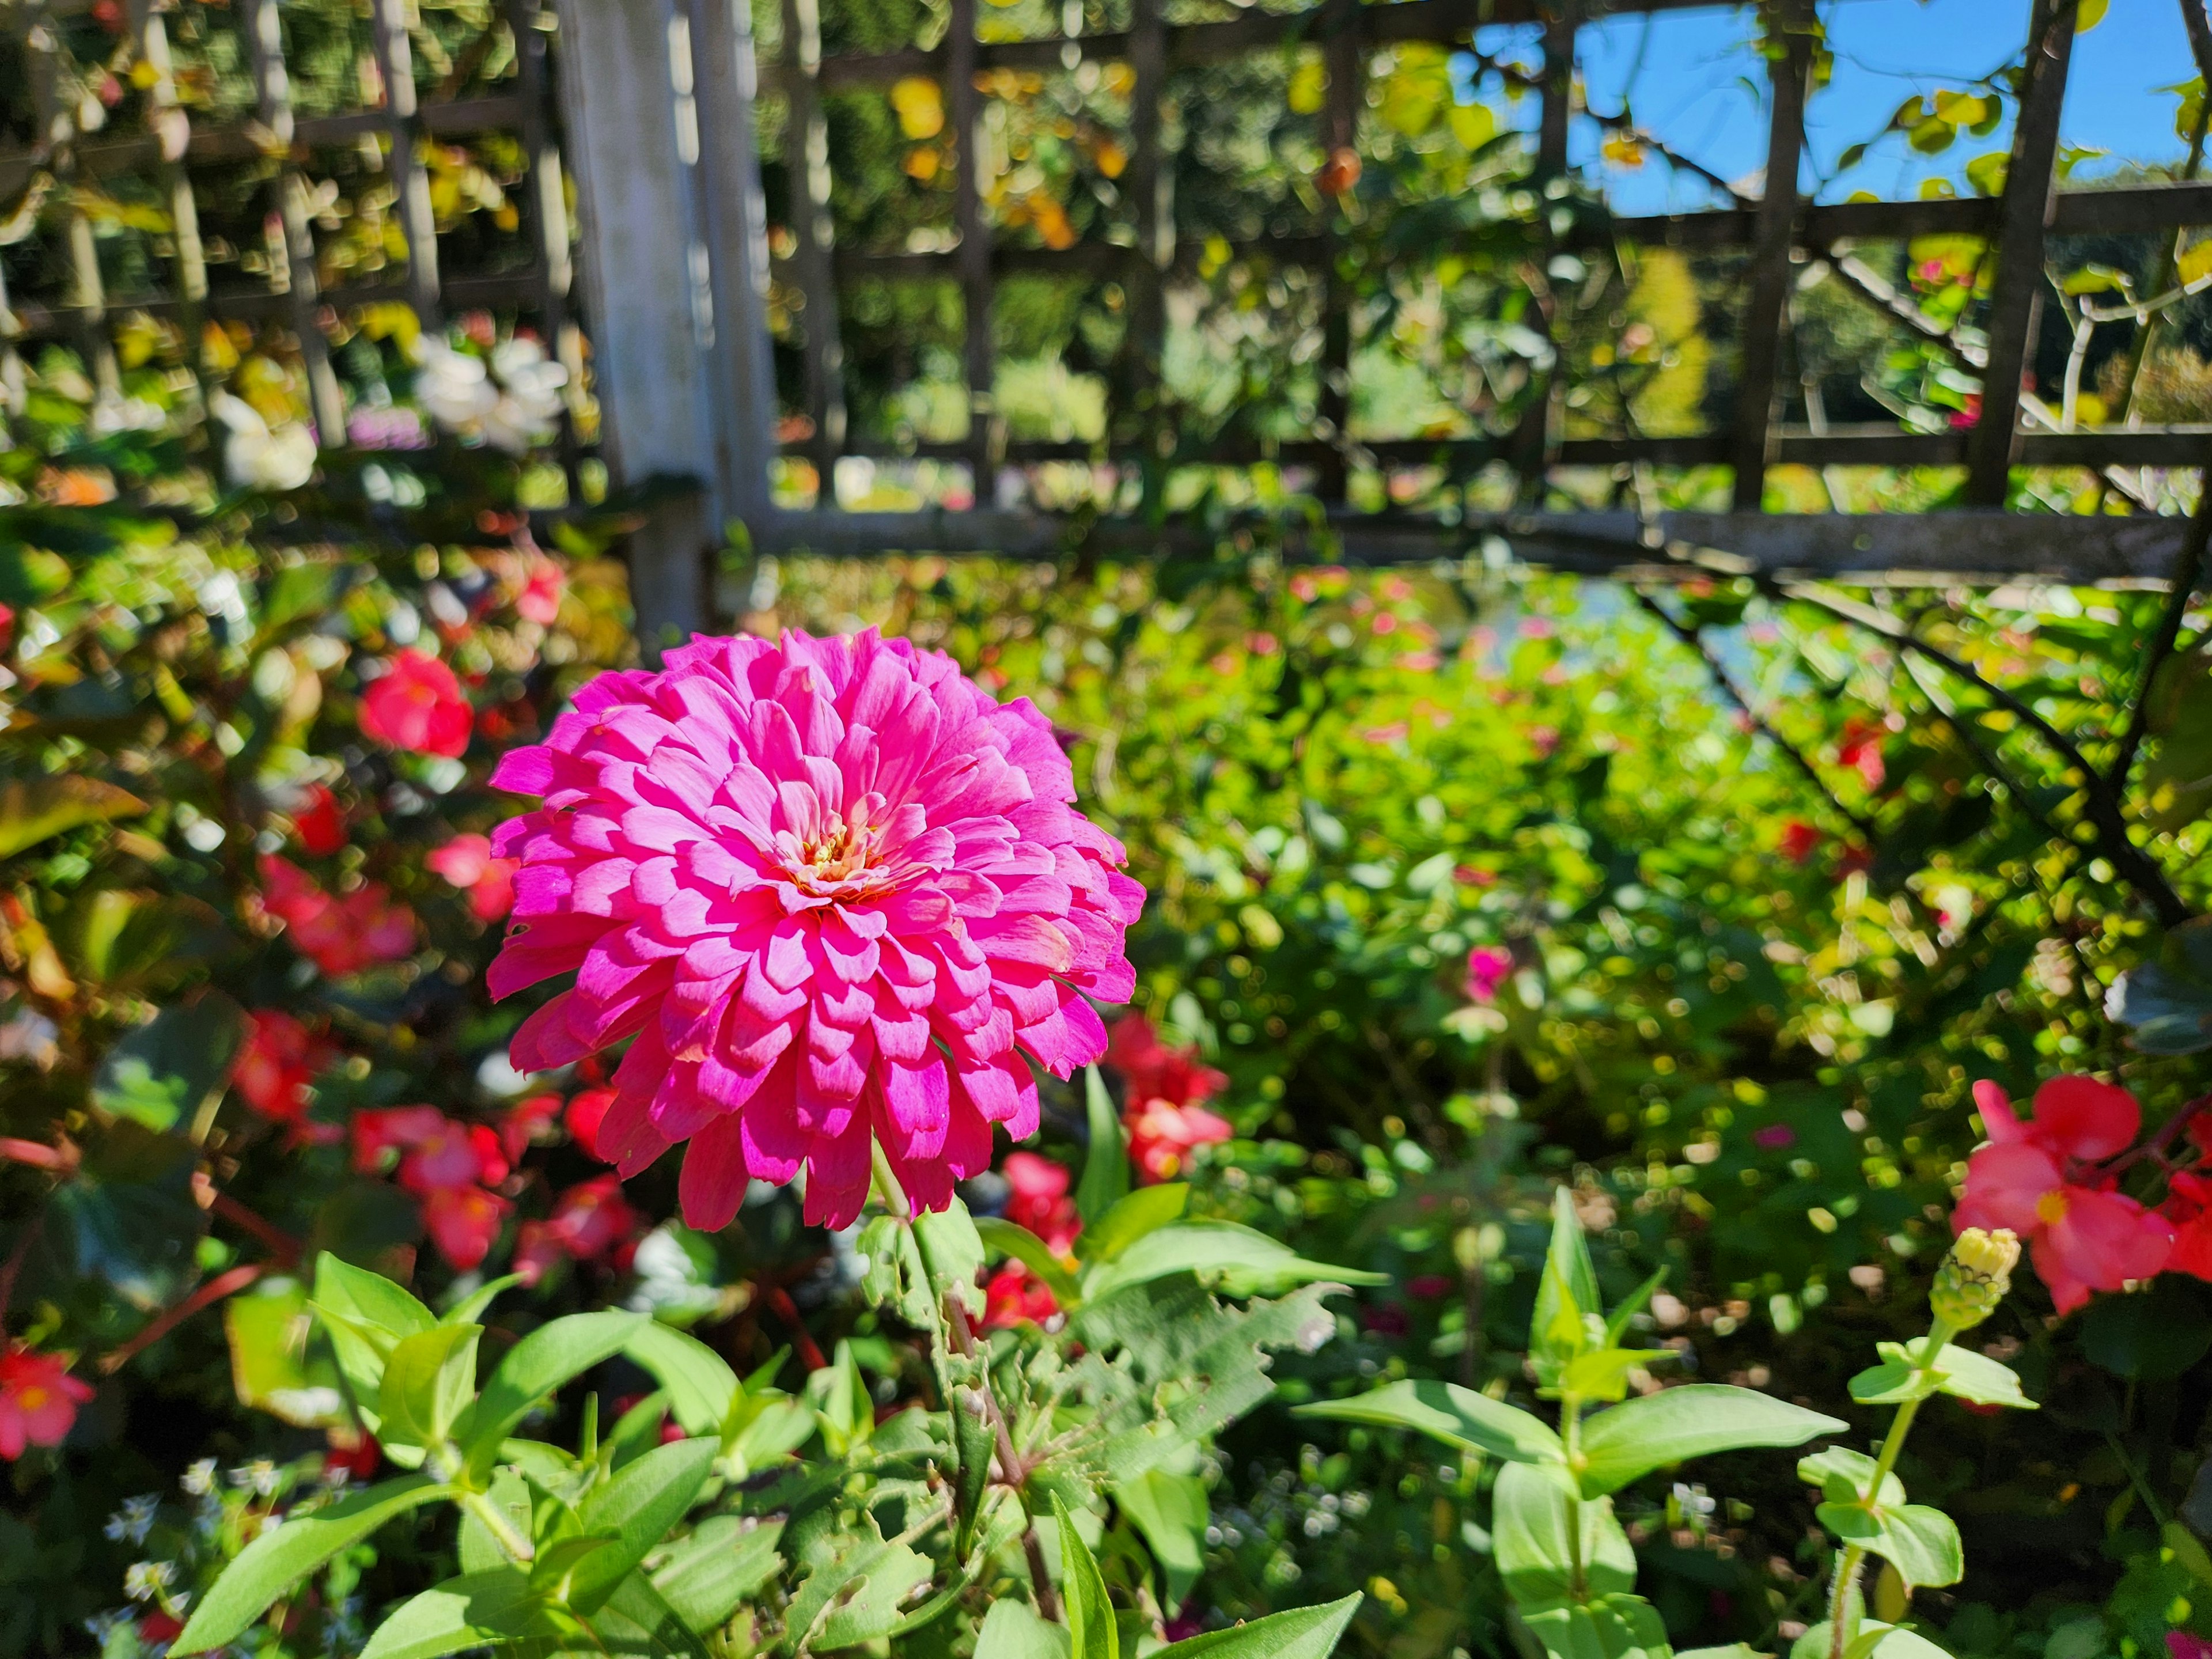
(1456, 0, 2197, 214)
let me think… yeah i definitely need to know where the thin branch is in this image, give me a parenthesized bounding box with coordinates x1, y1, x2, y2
(206, 1190, 302, 1269)
(1782, 582, 2191, 927)
(2105, 454, 2212, 790)
(763, 1283, 829, 1372)
(0, 1136, 77, 1174)
(1632, 588, 1876, 839)
(100, 1262, 267, 1374)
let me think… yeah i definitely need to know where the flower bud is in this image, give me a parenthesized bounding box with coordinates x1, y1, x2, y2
(1930, 1227, 2020, 1331)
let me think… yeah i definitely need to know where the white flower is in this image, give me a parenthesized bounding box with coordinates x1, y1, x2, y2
(210, 393, 315, 493)
(180, 1458, 217, 1495)
(229, 1459, 280, 1496)
(104, 1495, 160, 1545)
(123, 1560, 176, 1603)
(413, 339, 499, 431)
(89, 395, 166, 436)
(0, 1006, 59, 1068)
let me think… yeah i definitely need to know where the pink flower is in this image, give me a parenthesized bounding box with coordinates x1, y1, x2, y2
(259, 855, 418, 977)
(1779, 820, 1822, 866)
(291, 785, 347, 857)
(1837, 718, 1887, 790)
(351, 1108, 513, 1270)
(1126, 1097, 1233, 1182)
(1465, 946, 1513, 1005)
(233, 1010, 335, 1127)
(982, 1263, 1059, 1328)
(2168, 1634, 2212, 1659)
(1105, 1015, 1225, 1111)
(500, 1092, 563, 1163)
(516, 1175, 638, 1284)
(1752, 1123, 1797, 1151)
(487, 630, 1144, 1232)
(1003, 1150, 1080, 1254)
(361, 650, 472, 759)
(0, 1344, 91, 1457)
(2164, 1171, 2212, 1282)
(517, 558, 565, 625)
(422, 1184, 511, 1272)
(1955, 1077, 2173, 1315)
(428, 833, 519, 922)
(566, 1086, 616, 1158)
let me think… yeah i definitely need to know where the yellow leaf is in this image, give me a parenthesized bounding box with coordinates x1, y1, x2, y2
(2078, 0, 2108, 29)
(1093, 138, 1127, 179)
(890, 76, 945, 141)
(1287, 58, 1325, 115)
(2180, 240, 2212, 286)
(903, 145, 940, 181)
(1447, 102, 1495, 151)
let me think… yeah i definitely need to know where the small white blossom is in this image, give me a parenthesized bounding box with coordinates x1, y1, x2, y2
(181, 1458, 217, 1495)
(104, 1495, 160, 1545)
(123, 1560, 176, 1603)
(210, 393, 316, 493)
(229, 1459, 280, 1497)
(413, 339, 499, 430)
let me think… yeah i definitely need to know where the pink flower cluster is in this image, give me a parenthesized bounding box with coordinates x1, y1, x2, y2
(234, 1010, 338, 1139)
(1956, 1077, 2176, 1315)
(259, 856, 417, 978)
(487, 630, 1143, 1231)
(982, 1150, 1081, 1330)
(354, 1107, 514, 1271)
(1105, 1014, 1231, 1181)
(361, 650, 473, 759)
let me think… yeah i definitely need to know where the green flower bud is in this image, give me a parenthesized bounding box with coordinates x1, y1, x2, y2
(1930, 1227, 2020, 1331)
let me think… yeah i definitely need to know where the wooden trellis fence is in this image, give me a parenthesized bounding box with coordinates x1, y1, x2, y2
(6, 0, 2212, 643)
(0, 0, 576, 449)
(560, 0, 2212, 638)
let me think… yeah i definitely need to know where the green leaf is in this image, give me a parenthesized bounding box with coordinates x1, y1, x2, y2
(1116, 1468, 1209, 1608)
(1574, 1385, 1844, 1497)
(567, 1436, 721, 1613)
(796, 1531, 933, 1651)
(1154, 1594, 1363, 1659)
(1801, 1623, 1950, 1659)
(977, 1598, 1073, 1659)
(1082, 1184, 1191, 1263)
(0, 774, 145, 858)
(377, 1323, 481, 1455)
(1797, 1448, 1904, 1508)
(1080, 1219, 1383, 1302)
(54, 1123, 204, 1312)
(1601, 1268, 1666, 1352)
(92, 993, 245, 1132)
(1562, 1350, 1649, 1405)
(652, 1516, 783, 1634)
(594, 1569, 715, 1658)
(1493, 1460, 1637, 1605)
(1295, 1378, 1565, 1466)
(1531, 1188, 1600, 1377)
(1055, 1493, 1119, 1659)
(460, 1310, 649, 1472)
(1816, 1499, 1963, 1590)
(1518, 1595, 1672, 1659)
(1855, 1342, 2036, 1410)
(2110, 916, 2212, 1054)
(914, 1198, 987, 1317)
(225, 1274, 347, 1429)
(1077, 1064, 1131, 1224)
(172, 1475, 450, 1654)
(358, 1569, 559, 1659)
(443, 1275, 523, 1330)
(310, 1253, 436, 1442)
(458, 1469, 532, 1576)
(977, 1217, 1082, 1304)
(624, 1321, 738, 1435)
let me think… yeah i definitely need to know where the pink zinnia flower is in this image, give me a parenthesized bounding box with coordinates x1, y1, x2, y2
(517, 558, 565, 625)
(361, 650, 473, 759)
(1126, 1097, 1233, 1182)
(0, 1344, 91, 1457)
(428, 832, 519, 921)
(1955, 1076, 2172, 1315)
(486, 630, 1144, 1231)
(1465, 946, 1513, 1004)
(1105, 1014, 1225, 1111)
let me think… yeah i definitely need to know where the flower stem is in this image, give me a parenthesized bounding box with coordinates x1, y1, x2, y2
(1827, 1319, 1952, 1659)
(457, 1485, 537, 1565)
(1560, 1393, 1586, 1602)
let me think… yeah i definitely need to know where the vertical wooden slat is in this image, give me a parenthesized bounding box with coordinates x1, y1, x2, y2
(247, 0, 348, 445)
(372, 0, 442, 325)
(779, 0, 847, 482)
(504, 0, 579, 482)
(1314, 0, 1361, 503)
(1727, 0, 1812, 511)
(128, 0, 209, 408)
(1120, 0, 1170, 505)
(29, 5, 119, 393)
(689, 0, 784, 529)
(1510, 0, 1577, 505)
(948, 0, 999, 503)
(1964, 0, 2077, 505)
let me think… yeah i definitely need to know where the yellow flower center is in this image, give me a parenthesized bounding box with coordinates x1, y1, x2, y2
(17, 1385, 48, 1411)
(2036, 1188, 2070, 1227)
